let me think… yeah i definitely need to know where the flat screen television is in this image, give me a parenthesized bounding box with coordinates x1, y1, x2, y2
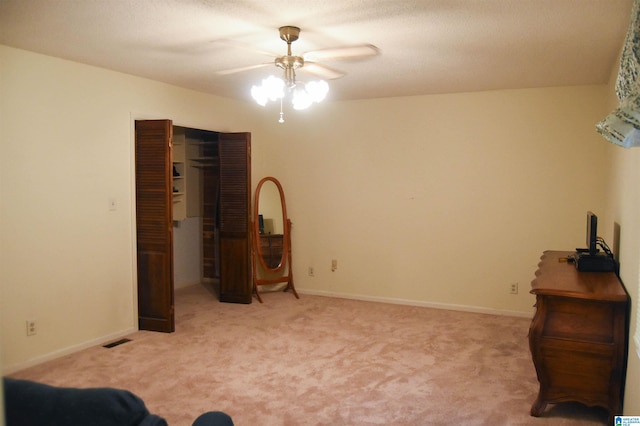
(574, 211, 616, 272)
(586, 211, 598, 255)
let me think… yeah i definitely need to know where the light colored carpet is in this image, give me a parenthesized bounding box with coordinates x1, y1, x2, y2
(9, 284, 609, 425)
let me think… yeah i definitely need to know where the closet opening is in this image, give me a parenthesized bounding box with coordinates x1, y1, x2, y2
(172, 126, 220, 297)
(135, 120, 252, 333)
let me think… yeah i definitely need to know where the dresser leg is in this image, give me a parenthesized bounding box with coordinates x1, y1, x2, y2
(530, 397, 547, 417)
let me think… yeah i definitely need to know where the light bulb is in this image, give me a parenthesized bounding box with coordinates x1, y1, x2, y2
(251, 85, 267, 106)
(306, 80, 329, 102)
(292, 88, 312, 110)
(252, 75, 285, 106)
(263, 75, 285, 101)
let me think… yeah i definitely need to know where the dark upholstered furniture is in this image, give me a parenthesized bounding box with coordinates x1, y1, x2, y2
(3, 378, 233, 426)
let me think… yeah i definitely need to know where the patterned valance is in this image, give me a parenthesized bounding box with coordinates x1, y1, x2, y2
(596, 0, 640, 147)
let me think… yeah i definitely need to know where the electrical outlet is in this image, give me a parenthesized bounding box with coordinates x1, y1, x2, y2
(510, 283, 518, 295)
(308, 267, 314, 277)
(26, 319, 37, 336)
(331, 259, 338, 272)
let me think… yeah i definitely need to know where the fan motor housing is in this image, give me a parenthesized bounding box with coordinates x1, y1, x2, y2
(276, 55, 304, 69)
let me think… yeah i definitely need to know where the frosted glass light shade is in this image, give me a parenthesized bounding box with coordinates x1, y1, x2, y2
(292, 81, 329, 110)
(251, 75, 285, 106)
(306, 80, 329, 102)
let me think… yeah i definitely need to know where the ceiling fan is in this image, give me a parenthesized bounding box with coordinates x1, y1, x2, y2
(217, 25, 379, 84)
(220, 26, 378, 121)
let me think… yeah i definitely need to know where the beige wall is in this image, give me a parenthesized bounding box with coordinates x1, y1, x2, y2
(260, 86, 612, 315)
(606, 127, 640, 415)
(2, 44, 637, 413)
(0, 45, 266, 371)
(599, 63, 640, 414)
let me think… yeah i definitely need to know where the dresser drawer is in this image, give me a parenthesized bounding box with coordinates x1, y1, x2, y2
(539, 341, 613, 401)
(542, 297, 615, 344)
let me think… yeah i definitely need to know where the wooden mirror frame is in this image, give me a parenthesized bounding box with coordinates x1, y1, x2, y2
(252, 176, 299, 303)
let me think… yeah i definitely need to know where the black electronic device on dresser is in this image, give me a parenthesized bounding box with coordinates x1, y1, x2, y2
(570, 211, 617, 272)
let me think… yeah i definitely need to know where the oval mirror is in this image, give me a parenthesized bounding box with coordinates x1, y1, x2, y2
(254, 177, 288, 272)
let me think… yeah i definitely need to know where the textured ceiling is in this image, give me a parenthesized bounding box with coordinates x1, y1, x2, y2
(0, 0, 634, 102)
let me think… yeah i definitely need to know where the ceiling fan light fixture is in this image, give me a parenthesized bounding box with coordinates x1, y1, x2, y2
(222, 24, 378, 121)
(247, 25, 372, 120)
(254, 78, 329, 111)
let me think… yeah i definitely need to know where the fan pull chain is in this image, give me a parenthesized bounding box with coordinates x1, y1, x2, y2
(279, 98, 285, 123)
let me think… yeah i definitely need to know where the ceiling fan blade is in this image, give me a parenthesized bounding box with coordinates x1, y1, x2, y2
(217, 38, 280, 58)
(216, 62, 272, 76)
(303, 44, 379, 62)
(301, 62, 345, 80)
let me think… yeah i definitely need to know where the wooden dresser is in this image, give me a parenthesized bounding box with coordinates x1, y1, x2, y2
(528, 251, 629, 423)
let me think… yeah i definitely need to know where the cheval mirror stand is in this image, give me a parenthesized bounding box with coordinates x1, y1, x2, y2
(252, 176, 299, 303)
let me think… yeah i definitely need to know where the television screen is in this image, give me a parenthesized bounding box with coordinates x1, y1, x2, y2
(586, 211, 598, 255)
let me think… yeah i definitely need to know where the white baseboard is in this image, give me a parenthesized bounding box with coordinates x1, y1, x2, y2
(297, 289, 532, 318)
(3, 327, 137, 375)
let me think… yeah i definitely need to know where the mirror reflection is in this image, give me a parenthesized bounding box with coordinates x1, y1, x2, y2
(257, 180, 285, 270)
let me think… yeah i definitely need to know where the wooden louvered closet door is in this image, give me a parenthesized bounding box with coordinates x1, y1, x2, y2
(218, 132, 252, 303)
(134, 119, 175, 332)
